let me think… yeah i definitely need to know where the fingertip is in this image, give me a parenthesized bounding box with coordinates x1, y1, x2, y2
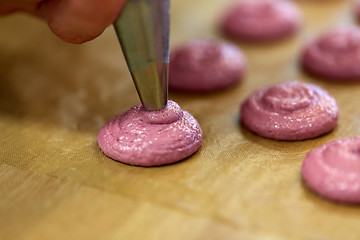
(40, 0, 126, 44)
(47, 20, 104, 44)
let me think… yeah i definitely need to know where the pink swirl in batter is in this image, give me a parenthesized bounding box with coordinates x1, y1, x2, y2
(302, 27, 360, 81)
(169, 39, 246, 93)
(97, 100, 202, 167)
(302, 136, 360, 204)
(220, 0, 301, 42)
(240, 81, 339, 141)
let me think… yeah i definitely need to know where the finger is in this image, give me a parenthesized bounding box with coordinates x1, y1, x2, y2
(38, 0, 126, 44)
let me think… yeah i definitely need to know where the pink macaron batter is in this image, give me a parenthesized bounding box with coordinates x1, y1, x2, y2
(240, 81, 339, 141)
(302, 26, 360, 81)
(169, 39, 246, 93)
(302, 136, 360, 204)
(97, 100, 202, 167)
(220, 0, 302, 42)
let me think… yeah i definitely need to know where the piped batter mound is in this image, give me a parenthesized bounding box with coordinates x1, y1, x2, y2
(220, 0, 301, 42)
(302, 27, 360, 81)
(97, 100, 202, 167)
(302, 136, 360, 204)
(169, 39, 246, 93)
(240, 81, 339, 141)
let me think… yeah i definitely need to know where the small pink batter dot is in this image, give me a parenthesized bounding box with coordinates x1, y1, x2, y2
(97, 100, 202, 167)
(302, 26, 360, 81)
(169, 39, 246, 93)
(240, 81, 339, 141)
(220, 0, 302, 42)
(302, 136, 360, 204)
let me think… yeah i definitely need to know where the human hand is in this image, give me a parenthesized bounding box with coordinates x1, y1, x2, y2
(0, 0, 127, 44)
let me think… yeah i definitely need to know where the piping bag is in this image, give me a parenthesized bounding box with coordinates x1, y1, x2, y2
(113, 0, 170, 111)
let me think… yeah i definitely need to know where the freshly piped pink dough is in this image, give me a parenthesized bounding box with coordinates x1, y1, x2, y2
(240, 81, 338, 141)
(220, 0, 301, 42)
(302, 136, 360, 204)
(97, 100, 202, 167)
(169, 39, 246, 93)
(302, 27, 360, 81)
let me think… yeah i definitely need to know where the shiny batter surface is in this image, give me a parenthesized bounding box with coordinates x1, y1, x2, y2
(97, 100, 202, 167)
(302, 27, 360, 81)
(302, 136, 360, 204)
(220, 0, 301, 42)
(240, 81, 338, 141)
(169, 39, 246, 92)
